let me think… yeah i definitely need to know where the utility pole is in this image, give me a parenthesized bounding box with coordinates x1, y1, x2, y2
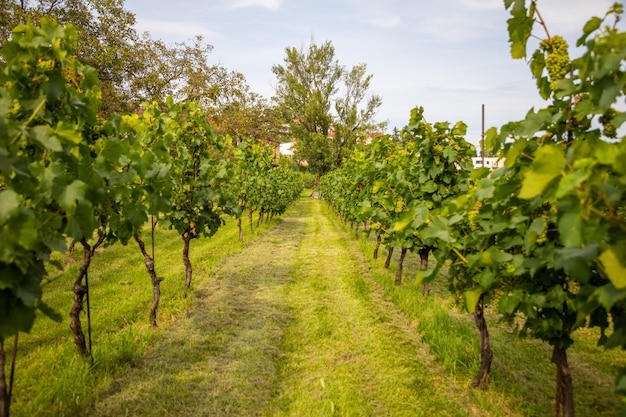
(481, 104, 485, 167)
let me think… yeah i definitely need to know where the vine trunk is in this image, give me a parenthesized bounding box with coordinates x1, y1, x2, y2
(471, 296, 492, 389)
(134, 235, 164, 326)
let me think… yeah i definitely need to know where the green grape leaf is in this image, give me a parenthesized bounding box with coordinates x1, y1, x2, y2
(577, 16, 602, 46)
(424, 216, 452, 243)
(0, 189, 20, 224)
(558, 207, 584, 247)
(599, 245, 626, 289)
(58, 180, 87, 212)
(54, 121, 83, 145)
(43, 70, 66, 101)
(556, 169, 590, 199)
(393, 210, 414, 232)
(507, 13, 534, 59)
(499, 290, 524, 315)
(30, 125, 63, 152)
(519, 144, 565, 199)
(17, 215, 39, 250)
(16, 273, 42, 308)
(465, 288, 483, 313)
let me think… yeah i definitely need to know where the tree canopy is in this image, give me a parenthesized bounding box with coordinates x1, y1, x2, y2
(272, 39, 384, 175)
(0, 0, 278, 130)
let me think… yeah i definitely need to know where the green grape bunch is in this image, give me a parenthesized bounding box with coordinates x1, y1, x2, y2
(539, 35, 570, 90)
(599, 107, 618, 138)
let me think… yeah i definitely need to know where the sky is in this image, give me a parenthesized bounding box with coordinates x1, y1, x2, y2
(122, 0, 623, 148)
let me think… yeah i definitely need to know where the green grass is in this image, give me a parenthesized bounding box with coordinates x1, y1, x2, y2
(352, 214, 626, 417)
(6, 197, 625, 416)
(9, 215, 275, 417)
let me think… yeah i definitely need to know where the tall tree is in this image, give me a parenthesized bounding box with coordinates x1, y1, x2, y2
(272, 39, 383, 175)
(0, 0, 249, 118)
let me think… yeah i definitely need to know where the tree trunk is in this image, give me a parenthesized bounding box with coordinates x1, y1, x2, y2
(182, 233, 193, 297)
(237, 217, 243, 243)
(552, 345, 575, 417)
(69, 236, 103, 357)
(384, 247, 394, 269)
(395, 248, 407, 285)
(257, 209, 264, 228)
(373, 234, 382, 259)
(355, 222, 359, 239)
(248, 208, 253, 233)
(134, 234, 165, 327)
(419, 247, 431, 295)
(471, 296, 492, 389)
(0, 339, 8, 417)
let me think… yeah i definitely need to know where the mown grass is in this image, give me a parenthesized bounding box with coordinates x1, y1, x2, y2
(8, 214, 275, 417)
(345, 212, 625, 417)
(89, 209, 306, 416)
(8, 196, 625, 416)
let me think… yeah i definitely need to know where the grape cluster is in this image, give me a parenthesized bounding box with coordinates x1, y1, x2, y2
(540, 35, 570, 91)
(599, 107, 618, 138)
(467, 201, 481, 231)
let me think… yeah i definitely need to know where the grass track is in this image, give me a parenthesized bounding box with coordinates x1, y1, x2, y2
(10, 196, 624, 416)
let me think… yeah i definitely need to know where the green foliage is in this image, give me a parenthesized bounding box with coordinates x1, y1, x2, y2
(0, 18, 101, 337)
(163, 99, 237, 240)
(321, 106, 474, 269)
(272, 40, 384, 175)
(233, 138, 303, 224)
(323, 2, 626, 412)
(430, 2, 626, 411)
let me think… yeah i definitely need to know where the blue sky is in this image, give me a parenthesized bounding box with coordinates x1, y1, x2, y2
(123, 0, 622, 147)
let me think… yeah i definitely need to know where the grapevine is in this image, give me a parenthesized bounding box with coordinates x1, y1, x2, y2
(540, 35, 570, 90)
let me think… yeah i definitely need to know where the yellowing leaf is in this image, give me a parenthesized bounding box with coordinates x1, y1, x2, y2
(465, 288, 483, 313)
(519, 144, 566, 199)
(393, 211, 414, 232)
(599, 247, 626, 289)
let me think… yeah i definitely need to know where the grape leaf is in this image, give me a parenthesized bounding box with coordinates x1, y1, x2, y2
(599, 245, 626, 289)
(519, 144, 566, 199)
(0, 189, 20, 224)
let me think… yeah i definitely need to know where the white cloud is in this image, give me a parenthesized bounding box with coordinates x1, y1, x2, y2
(364, 15, 401, 28)
(134, 18, 222, 42)
(231, 0, 282, 10)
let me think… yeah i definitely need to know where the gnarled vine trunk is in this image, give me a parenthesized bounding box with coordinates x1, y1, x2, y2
(552, 345, 575, 417)
(419, 247, 430, 295)
(182, 232, 194, 297)
(0, 338, 8, 417)
(373, 234, 382, 259)
(395, 248, 408, 285)
(237, 217, 243, 243)
(471, 296, 492, 389)
(248, 208, 254, 233)
(69, 236, 104, 357)
(384, 247, 394, 269)
(134, 235, 164, 326)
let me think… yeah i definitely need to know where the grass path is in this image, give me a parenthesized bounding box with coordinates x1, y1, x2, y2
(89, 197, 464, 416)
(88, 196, 617, 416)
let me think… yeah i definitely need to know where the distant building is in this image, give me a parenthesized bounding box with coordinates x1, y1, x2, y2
(279, 142, 294, 156)
(472, 156, 504, 170)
